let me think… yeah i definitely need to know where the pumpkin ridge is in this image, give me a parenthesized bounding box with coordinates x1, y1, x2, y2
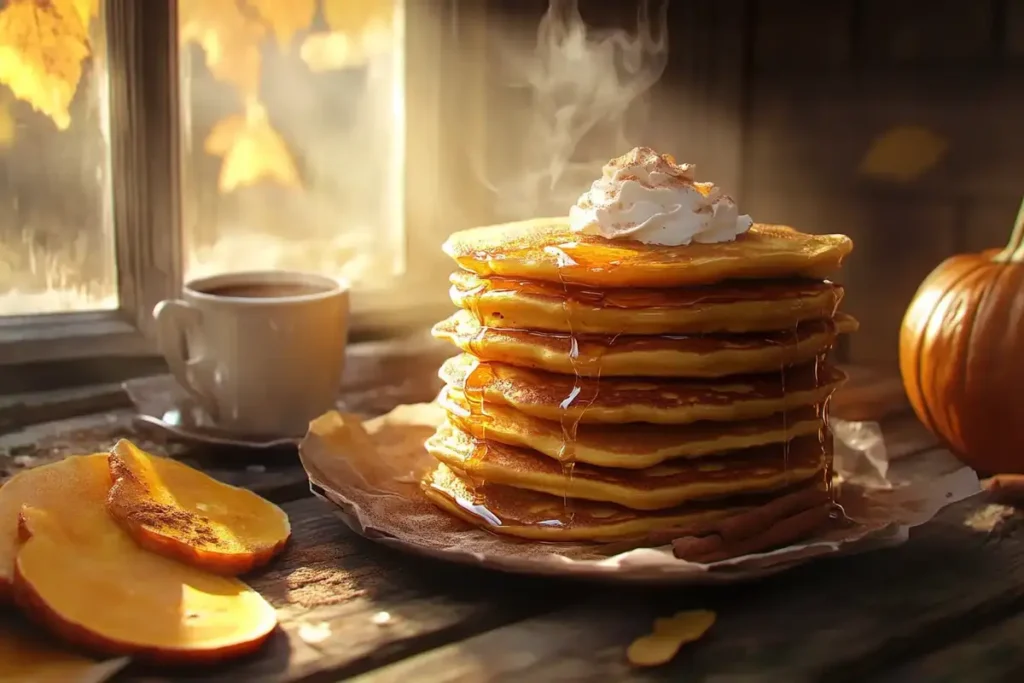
(953, 263, 1001, 453)
(913, 258, 987, 442)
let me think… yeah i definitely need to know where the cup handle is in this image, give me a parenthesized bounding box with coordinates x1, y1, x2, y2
(153, 299, 218, 421)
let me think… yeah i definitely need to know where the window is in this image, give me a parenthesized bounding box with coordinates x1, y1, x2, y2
(0, 0, 116, 318)
(0, 0, 462, 368)
(178, 0, 406, 288)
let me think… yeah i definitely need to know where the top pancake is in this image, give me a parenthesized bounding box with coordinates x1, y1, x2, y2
(443, 217, 854, 288)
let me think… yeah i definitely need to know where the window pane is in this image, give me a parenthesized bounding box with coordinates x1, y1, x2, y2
(0, 0, 116, 316)
(178, 0, 405, 288)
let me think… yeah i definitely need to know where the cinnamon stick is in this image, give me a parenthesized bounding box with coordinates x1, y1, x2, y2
(597, 483, 829, 557)
(982, 475, 1024, 504)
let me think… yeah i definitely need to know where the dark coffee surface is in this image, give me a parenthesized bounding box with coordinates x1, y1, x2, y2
(201, 282, 329, 299)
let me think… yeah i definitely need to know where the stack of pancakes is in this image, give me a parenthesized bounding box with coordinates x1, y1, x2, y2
(422, 217, 855, 549)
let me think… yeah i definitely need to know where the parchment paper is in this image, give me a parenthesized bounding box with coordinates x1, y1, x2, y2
(298, 403, 980, 583)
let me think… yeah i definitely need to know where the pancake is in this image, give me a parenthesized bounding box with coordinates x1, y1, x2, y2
(443, 218, 853, 288)
(450, 271, 845, 334)
(426, 422, 828, 510)
(439, 355, 846, 425)
(422, 462, 752, 542)
(440, 388, 822, 469)
(434, 309, 858, 378)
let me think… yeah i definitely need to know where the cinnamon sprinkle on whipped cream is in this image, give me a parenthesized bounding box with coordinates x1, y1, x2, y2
(569, 147, 754, 246)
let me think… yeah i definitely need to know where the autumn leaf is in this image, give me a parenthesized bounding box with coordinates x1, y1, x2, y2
(246, 0, 316, 50)
(69, 0, 99, 27)
(180, 0, 265, 97)
(300, 31, 355, 72)
(322, 0, 393, 36)
(626, 610, 716, 668)
(0, 0, 96, 131)
(204, 101, 300, 193)
(859, 125, 949, 183)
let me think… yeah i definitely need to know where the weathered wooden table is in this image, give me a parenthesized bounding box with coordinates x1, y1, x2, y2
(2, 343, 1020, 682)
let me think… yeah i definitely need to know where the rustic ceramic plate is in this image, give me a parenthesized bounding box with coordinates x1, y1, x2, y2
(298, 404, 981, 585)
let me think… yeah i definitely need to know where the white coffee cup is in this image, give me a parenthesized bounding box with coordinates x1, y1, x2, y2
(153, 270, 349, 438)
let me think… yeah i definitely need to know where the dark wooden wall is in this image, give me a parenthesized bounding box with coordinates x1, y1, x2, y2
(741, 0, 1024, 367)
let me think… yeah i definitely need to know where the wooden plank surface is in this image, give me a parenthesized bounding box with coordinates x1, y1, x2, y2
(355, 492, 1023, 683)
(876, 610, 1024, 683)
(118, 497, 587, 683)
(1, 364, 985, 683)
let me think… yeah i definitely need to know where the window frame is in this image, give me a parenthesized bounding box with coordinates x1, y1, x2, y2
(0, 0, 475, 368)
(0, 0, 181, 366)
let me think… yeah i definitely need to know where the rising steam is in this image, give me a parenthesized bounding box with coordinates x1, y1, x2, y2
(487, 0, 669, 220)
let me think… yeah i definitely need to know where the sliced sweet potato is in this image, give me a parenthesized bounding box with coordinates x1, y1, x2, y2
(0, 613, 128, 683)
(0, 455, 110, 600)
(106, 440, 291, 575)
(11, 455, 278, 664)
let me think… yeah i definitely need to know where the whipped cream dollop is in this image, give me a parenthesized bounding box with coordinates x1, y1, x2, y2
(568, 147, 754, 246)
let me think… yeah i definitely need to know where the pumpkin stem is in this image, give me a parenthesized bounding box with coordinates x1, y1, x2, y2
(994, 196, 1024, 263)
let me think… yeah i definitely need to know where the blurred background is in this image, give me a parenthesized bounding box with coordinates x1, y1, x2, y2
(0, 0, 1021, 372)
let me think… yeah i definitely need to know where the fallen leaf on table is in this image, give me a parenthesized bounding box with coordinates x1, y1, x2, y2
(0, 0, 97, 130)
(0, 611, 128, 683)
(626, 609, 717, 668)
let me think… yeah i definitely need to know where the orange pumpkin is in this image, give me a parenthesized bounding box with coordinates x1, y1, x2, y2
(899, 199, 1024, 474)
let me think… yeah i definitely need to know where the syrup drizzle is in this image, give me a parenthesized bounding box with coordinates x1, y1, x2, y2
(441, 255, 852, 536)
(548, 245, 583, 524)
(822, 282, 853, 525)
(461, 282, 497, 472)
(545, 243, 607, 528)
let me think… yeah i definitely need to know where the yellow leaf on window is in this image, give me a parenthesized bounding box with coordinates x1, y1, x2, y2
(300, 31, 356, 72)
(322, 0, 393, 36)
(180, 0, 265, 97)
(70, 0, 99, 27)
(246, 0, 316, 50)
(0, 0, 94, 131)
(204, 102, 300, 193)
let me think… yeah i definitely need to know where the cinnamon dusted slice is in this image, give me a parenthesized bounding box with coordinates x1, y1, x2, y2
(106, 440, 290, 575)
(11, 456, 278, 664)
(0, 455, 109, 600)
